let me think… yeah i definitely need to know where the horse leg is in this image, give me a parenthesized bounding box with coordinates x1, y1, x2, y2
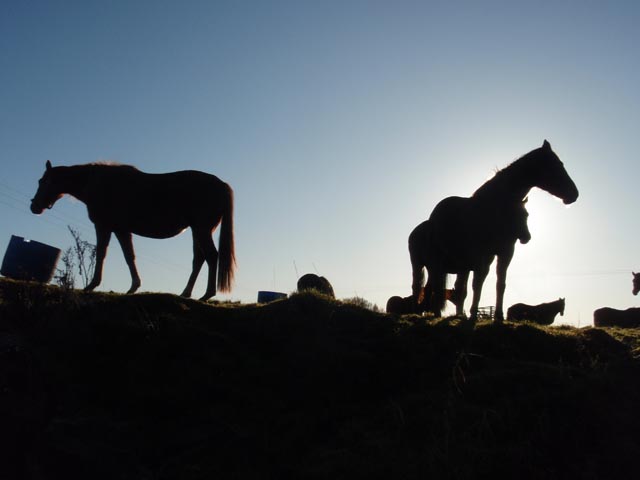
(411, 263, 425, 312)
(115, 231, 141, 294)
(494, 248, 514, 324)
(192, 227, 219, 301)
(181, 234, 205, 298)
(469, 263, 490, 323)
(453, 272, 469, 316)
(409, 237, 426, 313)
(85, 226, 111, 291)
(427, 269, 446, 318)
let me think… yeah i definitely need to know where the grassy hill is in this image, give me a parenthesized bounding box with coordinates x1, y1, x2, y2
(1, 277, 639, 479)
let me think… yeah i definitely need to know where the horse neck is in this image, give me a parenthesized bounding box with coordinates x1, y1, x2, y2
(56, 165, 97, 203)
(473, 155, 538, 204)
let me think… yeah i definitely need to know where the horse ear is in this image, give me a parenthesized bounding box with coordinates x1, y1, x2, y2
(46, 160, 52, 170)
(542, 140, 551, 149)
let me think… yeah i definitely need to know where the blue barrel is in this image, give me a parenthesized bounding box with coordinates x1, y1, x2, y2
(1, 235, 61, 283)
(257, 291, 287, 303)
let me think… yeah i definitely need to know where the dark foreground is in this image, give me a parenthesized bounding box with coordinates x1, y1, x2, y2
(1, 278, 639, 480)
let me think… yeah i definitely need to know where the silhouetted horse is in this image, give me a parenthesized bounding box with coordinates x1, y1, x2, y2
(31, 161, 235, 301)
(507, 298, 565, 325)
(297, 273, 335, 298)
(386, 288, 457, 315)
(410, 198, 532, 319)
(593, 307, 640, 328)
(386, 295, 413, 314)
(633, 272, 640, 296)
(410, 140, 578, 323)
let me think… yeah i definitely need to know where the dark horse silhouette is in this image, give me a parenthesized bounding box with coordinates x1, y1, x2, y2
(594, 307, 640, 328)
(633, 272, 640, 296)
(507, 298, 565, 325)
(411, 198, 532, 317)
(410, 140, 578, 323)
(386, 287, 458, 315)
(31, 161, 235, 301)
(297, 273, 335, 298)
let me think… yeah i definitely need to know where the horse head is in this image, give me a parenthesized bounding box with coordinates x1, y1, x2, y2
(558, 297, 565, 316)
(31, 160, 64, 214)
(532, 140, 579, 205)
(632, 272, 640, 296)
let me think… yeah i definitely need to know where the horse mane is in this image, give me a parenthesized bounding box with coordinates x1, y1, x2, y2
(471, 148, 540, 199)
(82, 161, 139, 171)
(54, 162, 141, 179)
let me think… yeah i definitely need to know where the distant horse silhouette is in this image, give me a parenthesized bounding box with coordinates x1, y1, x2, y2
(507, 298, 565, 325)
(633, 272, 640, 295)
(386, 288, 457, 315)
(410, 197, 533, 319)
(31, 161, 235, 301)
(297, 273, 335, 298)
(593, 307, 640, 328)
(410, 140, 578, 323)
(386, 295, 413, 314)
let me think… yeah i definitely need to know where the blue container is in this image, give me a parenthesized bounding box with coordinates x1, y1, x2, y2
(257, 291, 287, 303)
(1, 235, 61, 283)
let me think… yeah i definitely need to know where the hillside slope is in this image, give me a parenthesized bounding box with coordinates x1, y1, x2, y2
(1, 278, 639, 479)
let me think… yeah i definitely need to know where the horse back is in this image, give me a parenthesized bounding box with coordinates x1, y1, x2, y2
(594, 307, 640, 328)
(507, 302, 532, 320)
(84, 168, 231, 237)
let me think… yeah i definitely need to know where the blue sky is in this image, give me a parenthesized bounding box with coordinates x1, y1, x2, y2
(2, 1, 639, 325)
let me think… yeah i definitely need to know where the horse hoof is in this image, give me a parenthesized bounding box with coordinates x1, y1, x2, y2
(199, 292, 215, 302)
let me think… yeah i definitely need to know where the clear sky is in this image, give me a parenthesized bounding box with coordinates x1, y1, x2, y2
(2, 1, 639, 326)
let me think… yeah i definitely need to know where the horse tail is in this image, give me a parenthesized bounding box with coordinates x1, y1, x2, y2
(217, 182, 236, 293)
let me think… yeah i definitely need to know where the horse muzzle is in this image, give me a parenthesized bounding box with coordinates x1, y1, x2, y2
(562, 187, 579, 205)
(30, 200, 47, 215)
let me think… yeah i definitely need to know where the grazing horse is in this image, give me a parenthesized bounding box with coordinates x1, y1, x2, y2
(633, 272, 640, 296)
(386, 287, 457, 315)
(31, 161, 235, 301)
(507, 298, 565, 325)
(410, 140, 578, 323)
(386, 295, 413, 314)
(593, 307, 640, 328)
(297, 273, 335, 298)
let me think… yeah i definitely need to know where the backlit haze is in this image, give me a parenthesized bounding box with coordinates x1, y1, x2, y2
(2, 1, 640, 326)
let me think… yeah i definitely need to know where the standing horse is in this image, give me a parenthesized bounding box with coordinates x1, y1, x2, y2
(410, 198, 532, 317)
(507, 298, 565, 325)
(445, 198, 531, 317)
(31, 161, 235, 301)
(411, 140, 578, 323)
